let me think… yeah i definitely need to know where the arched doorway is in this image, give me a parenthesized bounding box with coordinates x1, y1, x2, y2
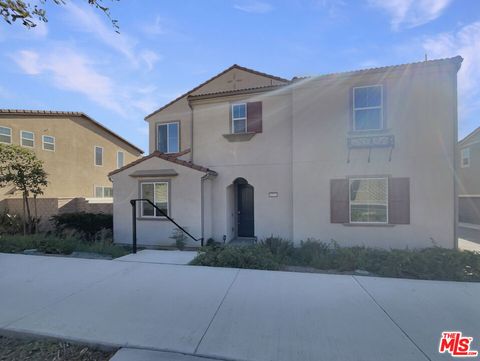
(233, 178, 254, 238)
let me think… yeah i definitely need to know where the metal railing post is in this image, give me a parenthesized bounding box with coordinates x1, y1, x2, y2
(130, 200, 137, 254)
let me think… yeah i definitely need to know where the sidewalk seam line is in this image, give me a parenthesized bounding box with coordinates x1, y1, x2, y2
(193, 269, 241, 354)
(352, 276, 432, 361)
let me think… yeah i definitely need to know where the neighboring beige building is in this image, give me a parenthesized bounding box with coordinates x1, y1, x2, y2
(111, 58, 462, 249)
(458, 127, 480, 224)
(0, 110, 143, 201)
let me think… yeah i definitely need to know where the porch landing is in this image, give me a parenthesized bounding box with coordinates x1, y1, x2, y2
(114, 250, 197, 265)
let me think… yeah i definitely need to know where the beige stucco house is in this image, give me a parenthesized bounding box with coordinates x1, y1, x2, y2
(111, 58, 462, 249)
(458, 127, 480, 224)
(0, 110, 143, 201)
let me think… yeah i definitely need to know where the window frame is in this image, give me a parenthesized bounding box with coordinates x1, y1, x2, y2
(349, 177, 388, 224)
(0, 126, 12, 144)
(157, 122, 180, 154)
(117, 151, 125, 168)
(94, 146, 104, 167)
(352, 85, 384, 132)
(42, 135, 55, 152)
(461, 147, 470, 168)
(20, 130, 35, 148)
(139, 181, 170, 219)
(94, 185, 113, 198)
(231, 103, 247, 134)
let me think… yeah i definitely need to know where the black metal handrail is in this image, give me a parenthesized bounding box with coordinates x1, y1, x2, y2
(130, 198, 203, 253)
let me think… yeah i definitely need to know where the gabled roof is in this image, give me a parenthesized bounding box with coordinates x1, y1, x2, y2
(459, 126, 480, 146)
(144, 64, 289, 120)
(0, 109, 143, 154)
(108, 150, 217, 177)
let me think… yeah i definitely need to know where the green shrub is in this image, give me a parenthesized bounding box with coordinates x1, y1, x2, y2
(190, 244, 280, 270)
(170, 228, 187, 250)
(261, 236, 294, 263)
(51, 212, 112, 242)
(0, 209, 23, 235)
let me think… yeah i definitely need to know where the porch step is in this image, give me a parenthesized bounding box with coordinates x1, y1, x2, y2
(229, 237, 257, 245)
(110, 348, 222, 361)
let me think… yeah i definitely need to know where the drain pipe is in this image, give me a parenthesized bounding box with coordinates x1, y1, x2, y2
(201, 172, 216, 246)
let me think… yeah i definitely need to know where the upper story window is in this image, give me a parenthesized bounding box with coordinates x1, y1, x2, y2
(21, 130, 34, 148)
(157, 122, 179, 153)
(461, 147, 470, 168)
(232, 103, 247, 133)
(117, 151, 125, 168)
(42, 135, 55, 151)
(95, 146, 103, 166)
(349, 177, 388, 224)
(140, 181, 169, 217)
(353, 85, 383, 131)
(95, 186, 113, 198)
(0, 126, 12, 144)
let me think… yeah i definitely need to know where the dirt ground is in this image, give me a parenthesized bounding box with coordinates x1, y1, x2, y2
(0, 336, 115, 361)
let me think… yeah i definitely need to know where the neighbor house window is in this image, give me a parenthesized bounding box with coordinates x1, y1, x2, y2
(141, 182, 169, 217)
(117, 151, 125, 168)
(157, 122, 179, 153)
(95, 186, 113, 198)
(349, 177, 388, 223)
(21, 130, 34, 148)
(94, 146, 103, 166)
(461, 147, 470, 168)
(353, 85, 383, 131)
(0, 126, 12, 144)
(42, 135, 55, 151)
(231, 103, 247, 133)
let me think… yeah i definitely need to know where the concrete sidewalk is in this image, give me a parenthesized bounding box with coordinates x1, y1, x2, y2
(0, 253, 479, 361)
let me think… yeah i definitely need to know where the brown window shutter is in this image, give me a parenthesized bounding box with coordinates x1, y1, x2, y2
(330, 179, 349, 223)
(388, 177, 410, 224)
(247, 102, 262, 133)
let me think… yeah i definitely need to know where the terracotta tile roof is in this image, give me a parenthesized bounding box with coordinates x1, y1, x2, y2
(459, 126, 480, 145)
(188, 84, 288, 100)
(144, 64, 289, 120)
(108, 151, 217, 177)
(0, 109, 144, 154)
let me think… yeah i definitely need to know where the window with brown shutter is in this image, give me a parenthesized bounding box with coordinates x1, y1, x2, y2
(330, 179, 349, 223)
(247, 101, 262, 133)
(388, 177, 410, 224)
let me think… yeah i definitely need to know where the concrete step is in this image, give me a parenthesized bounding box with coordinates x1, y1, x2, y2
(110, 348, 223, 361)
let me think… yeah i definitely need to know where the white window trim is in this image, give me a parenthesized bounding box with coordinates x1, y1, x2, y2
(352, 85, 383, 132)
(20, 130, 35, 148)
(157, 122, 180, 154)
(349, 177, 388, 224)
(117, 151, 125, 168)
(42, 135, 55, 151)
(0, 126, 12, 144)
(140, 181, 169, 218)
(461, 147, 470, 168)
(231, 103, 247, 134)
(94, 146, 104, 167)
(94, 185, 113, 198)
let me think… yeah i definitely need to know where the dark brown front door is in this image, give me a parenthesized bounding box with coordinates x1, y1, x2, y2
(237, 184, 254, 237)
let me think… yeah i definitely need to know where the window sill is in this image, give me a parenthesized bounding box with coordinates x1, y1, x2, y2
(137, 217, 169, 221)
(222, 132, 257, 142)
(342, 223, 395, 227)
(348, 128, 391, 136)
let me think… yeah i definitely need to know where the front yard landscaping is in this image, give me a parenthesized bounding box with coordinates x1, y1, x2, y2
(0, 335, 115, 361)
(190, 238, 480, 282)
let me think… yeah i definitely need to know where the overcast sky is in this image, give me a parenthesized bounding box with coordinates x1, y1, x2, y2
(1, 0, 479, 151)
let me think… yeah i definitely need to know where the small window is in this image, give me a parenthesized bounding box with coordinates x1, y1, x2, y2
(157, 122, 179, 153)
(141, 182, 169, 217)
(353, 85, 383, 131)
(461, 147, 470, 168)
(232, 103, 247, 134)
(42, 135, 55, 151)
(95, 186, 113, 198)
(94, 146, 103, 166)
(0, 126, 12, 144)
(21, 130, 34, 148)
(349, 178, 388, 223)
(117, 151, 125, 168)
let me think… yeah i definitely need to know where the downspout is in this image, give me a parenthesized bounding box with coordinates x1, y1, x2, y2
(201, 172, 215, 246)
(188, 99, 194, 163)
(453, 62, 461, 249)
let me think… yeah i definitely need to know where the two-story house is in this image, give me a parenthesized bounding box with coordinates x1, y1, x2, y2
(458, 127, 480, 225)
(0, 110, 143, 217)
(110, 57, 462, 249)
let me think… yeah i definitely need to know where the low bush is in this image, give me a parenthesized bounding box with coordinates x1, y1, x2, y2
(190, 244, 280, 270)
(190, 239, 480, 282)
(0, 209, 23, 235)
(51, 212, 113, 242)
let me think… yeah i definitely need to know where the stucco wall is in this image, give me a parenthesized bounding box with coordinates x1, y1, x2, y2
(458, 131, 480, 195)
(111, 156, 206, 247)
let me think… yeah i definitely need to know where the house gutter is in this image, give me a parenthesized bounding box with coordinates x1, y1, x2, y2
(201, 171, 216, 244)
